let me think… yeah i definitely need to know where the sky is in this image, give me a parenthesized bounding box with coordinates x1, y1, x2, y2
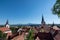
(0, 0, 60, 24)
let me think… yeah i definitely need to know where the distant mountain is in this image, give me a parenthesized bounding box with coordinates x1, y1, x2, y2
(0, 24, 60, 27)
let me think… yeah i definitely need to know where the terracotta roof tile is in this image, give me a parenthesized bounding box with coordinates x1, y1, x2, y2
(0, 27, 10, 32)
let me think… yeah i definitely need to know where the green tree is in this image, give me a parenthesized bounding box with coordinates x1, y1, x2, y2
(26, 29, 34, 40)
(0, 31, 3, 38)
(52, 0, 60, 17)
(10, 27, 16, 34)
(3, 33, 7, 40)
(0, 31, 7, 40)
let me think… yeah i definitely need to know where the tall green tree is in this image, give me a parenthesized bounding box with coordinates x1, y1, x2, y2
(52, 0, 60, 17)
(26, 29, 34, 40)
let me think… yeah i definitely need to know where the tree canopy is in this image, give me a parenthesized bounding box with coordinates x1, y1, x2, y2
(52, 0, 60, 17)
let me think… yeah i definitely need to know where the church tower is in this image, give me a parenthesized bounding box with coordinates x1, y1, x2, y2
(41, 15, 45, 26)
(51, 22, 55, 27)
(5, 20, 10, 28)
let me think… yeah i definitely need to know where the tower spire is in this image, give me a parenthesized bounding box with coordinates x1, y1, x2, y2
(5, 19, 10, 28)
(41, 15, 45, 25)
(6, 20, 9, 25)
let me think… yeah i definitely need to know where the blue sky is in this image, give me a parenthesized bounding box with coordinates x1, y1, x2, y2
(0, 0, 60, 24)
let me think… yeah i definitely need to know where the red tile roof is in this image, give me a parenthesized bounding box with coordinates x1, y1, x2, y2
(0, 27, 10, 32)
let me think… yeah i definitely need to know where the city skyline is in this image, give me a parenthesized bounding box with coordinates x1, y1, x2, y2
(0, 0, 60, 24)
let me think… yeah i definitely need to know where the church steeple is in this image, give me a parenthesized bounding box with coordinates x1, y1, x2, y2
(41, 15, 45, 25)
(5, 20, 10, 28)
(6, 20, 9, 25)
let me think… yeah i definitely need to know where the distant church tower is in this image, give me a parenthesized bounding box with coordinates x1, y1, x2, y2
(5, 20, 10, 28)
(41, 15, 45, 26)
(51, 22, 54, 27)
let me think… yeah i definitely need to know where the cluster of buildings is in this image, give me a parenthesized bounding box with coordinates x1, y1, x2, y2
(0, 15, 60, 40)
